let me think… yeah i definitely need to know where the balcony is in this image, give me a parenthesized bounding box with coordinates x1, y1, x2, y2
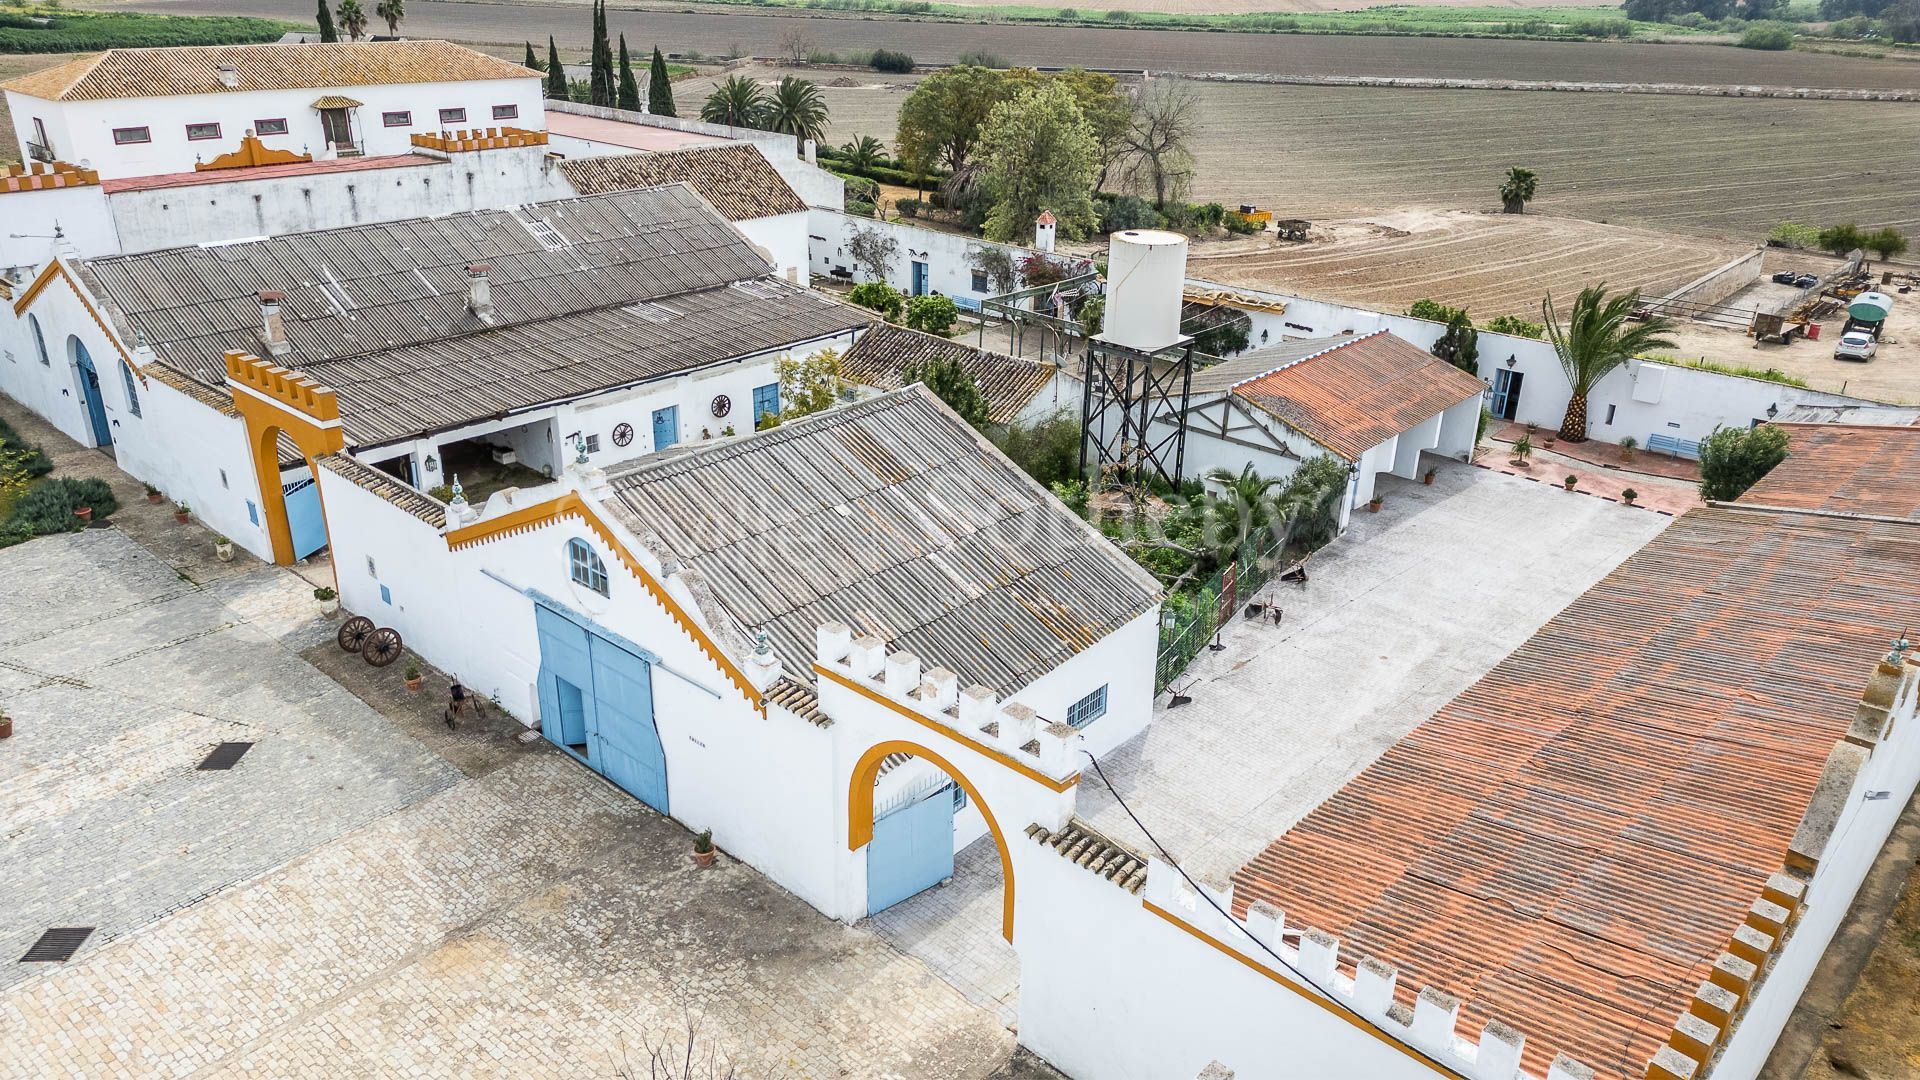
(26, 140, 54, 164)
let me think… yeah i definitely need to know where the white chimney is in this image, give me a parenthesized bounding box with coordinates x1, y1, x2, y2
(1100, 229, 1189, 353)
(217, 63, 238, 89)
(803, 138, 817, 165)
(1034, 210, 1057, 253)
(257, 290, 290, 356)
(466, 263, 495, 323)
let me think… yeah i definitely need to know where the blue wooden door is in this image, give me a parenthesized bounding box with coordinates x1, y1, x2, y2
(1489, 369, 1523, 422)
(588, 635, 668, 814)
(910, 261, 929, 297)
(72, 341, 111, 447)
(652, 405, 679, 450)
(867, 783, 956, 913)
(283, 477, 328, 559)
(535, 606, 597, 757)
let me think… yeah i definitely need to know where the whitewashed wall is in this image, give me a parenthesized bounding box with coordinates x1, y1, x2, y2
(0, 186, 115, 276)
(8, 77, 545, 179)
(734, 212, 810, 284)
(1006, 608, 1158, 760)
(810, 211, 1064, 308)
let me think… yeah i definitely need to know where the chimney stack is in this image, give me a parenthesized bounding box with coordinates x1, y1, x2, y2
(217, 63, 238, 89)
(465, 263, 495, 323)
(1035, 210, 1057, 253)
(803, 138, 817, 165)
(257, 290, 290, 356)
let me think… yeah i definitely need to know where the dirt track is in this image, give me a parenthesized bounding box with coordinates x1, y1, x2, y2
(108, 0, 1920, 90)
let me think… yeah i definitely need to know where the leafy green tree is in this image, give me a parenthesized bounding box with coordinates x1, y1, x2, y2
(589, 0, 614, 106)
(1865, 227, 1908, 263)
(546, 37, 568, 100)
(842, 135, 886, 172)
(764, 76, 829, 154)
(616, 34, 641, 111)
(1408, 298, 1468, 324)
(374, 0, 402, 35)
(1737, 21, 1795, 48)
(1431, 310, 1480, 374)
(1499, 166, 1537, 213)
(776, 347, 847, 418)
(648, 46, 676, 116)
(523, 41, 543, 72)
(848, 282, 904, 320)
(895, 65, 1011, 175)
(904, 294, 960, 337)
(334, 0, 367, 40)
(1483, 314, 1545, 339)
(1544, 285, 1676, 442)
(316, 0, 338, 42)
(1182, 307, 1250, 357)
(701, 74, 767, 127)
(1010, 67, 1131, 188)
(1699, 424, 1790, 501)
(903, 352, 987, 426)
(978, 81, 1099, 243)
(1818, 222, 1864, 255)
(1120, 77, 1197, 209)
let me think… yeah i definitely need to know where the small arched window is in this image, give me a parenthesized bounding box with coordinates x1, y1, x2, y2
(121, 363, 142, 418)
(28, 314, 49, 365)
(568, 538, 609, 596)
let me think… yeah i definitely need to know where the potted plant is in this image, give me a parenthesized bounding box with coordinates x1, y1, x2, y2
(1422, 467, 1437, 486)
(404, 661, 423, 692)
(1368, 495, 1384, 513)
(1510, 433, 1533, 467)
(1622, 488, 1638, 506)
(214, 535, 234, 561)
(0, 711, 11, 739)
(1563, 474, 1578, 491)
(144, 483, 163, 504)
(173, 501, 191, 524)
(692, 828, 716, 867)
(314, 585, 339, 614)
(1618, 435, 1638, 461)
(74, 505, 93, 523)
(1543, 433, 1557, 450)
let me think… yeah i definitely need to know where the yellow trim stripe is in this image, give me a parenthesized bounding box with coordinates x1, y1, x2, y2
(814, 663, 1080, 793)
(12, 259, 146, 386)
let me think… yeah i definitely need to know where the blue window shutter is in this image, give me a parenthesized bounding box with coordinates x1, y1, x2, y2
(246, 500, 259, 526)
(379, 584, 392, 605)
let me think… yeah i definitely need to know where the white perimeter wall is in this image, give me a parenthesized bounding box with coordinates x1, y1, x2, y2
(734, 212, 810, 284)
(0, 185, 116, 277)
(810, 211, 1060, 311)
(11, 79, 545, 179)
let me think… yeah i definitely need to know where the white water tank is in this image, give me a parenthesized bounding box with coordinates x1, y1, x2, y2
(1100, 229, 1188, 352)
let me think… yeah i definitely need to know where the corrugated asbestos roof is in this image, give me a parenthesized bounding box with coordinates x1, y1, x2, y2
(83, 187, 860, 448)
(599, 387, 1161, 696)
(1737, 423, 1920, 520)
(1233, 503, 1920, 1080)
(840, 324, 1062, 426)
(4, 41, 534, 102)
(1221, 331, 1486, 460)
(559, 145, 807, 221)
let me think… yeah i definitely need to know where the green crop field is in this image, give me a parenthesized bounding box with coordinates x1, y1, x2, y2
(0, 6, 300, 53)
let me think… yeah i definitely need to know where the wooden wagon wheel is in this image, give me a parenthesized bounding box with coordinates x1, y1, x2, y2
(362, 627, 404, 668)
(337, 616, 376, 654)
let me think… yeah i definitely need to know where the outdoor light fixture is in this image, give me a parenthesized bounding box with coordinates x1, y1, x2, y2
(1161, 608, 1177, 631)
(1766, 403, 1779, 419)
(1506, 354, 1518, 368)
(424, 453, 438, 472)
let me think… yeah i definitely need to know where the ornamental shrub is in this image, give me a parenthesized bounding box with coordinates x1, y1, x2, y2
(1698, 423, 1790, 502)
(848, 281, 904, 320)
(904, 293, 959, 337)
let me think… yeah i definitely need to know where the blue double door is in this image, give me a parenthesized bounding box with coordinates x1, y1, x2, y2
(534, 604, 669, 813)
(73, 340, 112, 447)
(867, 783, 957, 913)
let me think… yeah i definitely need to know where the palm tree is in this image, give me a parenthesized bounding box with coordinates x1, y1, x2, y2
(1499, 166, 1537, 214)
(763, 75, 828, 154)
(1544, 285, 1676, 443)
(843, 135, 885, 172)
(334, 0, 368, 40)
(374, 0, 403, 35)
(700, 75, 767, 128)
(1191, 464, 1288, 566)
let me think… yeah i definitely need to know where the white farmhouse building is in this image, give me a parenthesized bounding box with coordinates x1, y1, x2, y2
(2, 40, 543, 179)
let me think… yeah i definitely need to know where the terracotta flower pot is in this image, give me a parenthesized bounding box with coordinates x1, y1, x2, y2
(692, 848, 716, 868)
(1422, 473, 1435, 486)
(405, 676, 424, 692)
(174, 512, 190, 524)
(1368, 499, 1383, 513)
(0, 716, 12, 739)
(74, 507, 93, 522)
(146, 492, 164, 504)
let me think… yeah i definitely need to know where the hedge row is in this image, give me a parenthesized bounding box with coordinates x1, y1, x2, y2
(0, 11, 297, 53)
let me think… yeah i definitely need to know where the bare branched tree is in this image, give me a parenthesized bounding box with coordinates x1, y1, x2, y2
(776, 25, 816, 64)
(846, 227, 900, 283)
(609, 1015, 747, 1080)
(1120, 77, 1198, 209)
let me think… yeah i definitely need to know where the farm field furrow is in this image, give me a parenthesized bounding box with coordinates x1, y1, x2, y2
(108, 0, 1920, 90)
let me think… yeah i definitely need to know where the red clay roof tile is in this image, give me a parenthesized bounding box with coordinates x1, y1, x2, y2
(1229, 331, 1485, 460)
(1737, 423, 1920, 519)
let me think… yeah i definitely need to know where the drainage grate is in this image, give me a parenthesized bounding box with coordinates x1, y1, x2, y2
(197, 742, 254, 771)
(20, 927, 92, 963)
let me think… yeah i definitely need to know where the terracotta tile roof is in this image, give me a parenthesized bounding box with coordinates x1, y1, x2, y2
(99, 153, 438, 194)
(3, 41, 534, 102)
(1736, 423, 1920, 520)
(1232, 503, 1920, 1080)
(1027, 818, 1149, 894)
(840, 323, 1062, 425)
(1226, 331, 1486, 460)
(0, 161, 99, 194)
(559, 145, 806, 221)
(765, 677, 829, 726)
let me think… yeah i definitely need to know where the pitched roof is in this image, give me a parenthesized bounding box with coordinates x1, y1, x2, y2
(1233, 504, 1920, 1080)
(598, 387, 1161, 696)
(559, 145, 806, 221)
(3, 41, 534, 102)
(1737, 423, 1920, 520)
(1217, 331, 1486, 460)
(840, 324, 1063, 425)
(84, 186, 859, 448)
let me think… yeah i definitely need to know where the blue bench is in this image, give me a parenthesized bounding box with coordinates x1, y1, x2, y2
(1645, 433, 1702, 459)
(954, 296, 983, 312)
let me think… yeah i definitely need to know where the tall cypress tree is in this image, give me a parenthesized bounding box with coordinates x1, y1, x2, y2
(616, 35, 641, 112)
(546, 36, 568, 100)
(647, 46, 675, 117)
(524, 40, 542, 72)
(589, 0, 614, 107)
(316, 0, 339, 41)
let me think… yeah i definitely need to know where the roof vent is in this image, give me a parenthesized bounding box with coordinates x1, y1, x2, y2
(217, 63, 238, 89)
(466, 263, 496, 324)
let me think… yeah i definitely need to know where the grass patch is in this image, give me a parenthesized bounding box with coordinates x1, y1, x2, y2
(1677, 357, 1810, 387)
(0, 7, 301, 54)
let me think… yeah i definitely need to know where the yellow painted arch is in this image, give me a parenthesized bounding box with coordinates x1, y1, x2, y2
(848, 739, 1016, 942)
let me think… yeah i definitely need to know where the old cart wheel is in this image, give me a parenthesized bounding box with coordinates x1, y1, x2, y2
(337, 616, 375, 654)
(362, 627, 404, 667)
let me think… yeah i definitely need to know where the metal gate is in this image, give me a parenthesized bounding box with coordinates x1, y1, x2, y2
(283, 477, 327, 560)
(534, 604, 669, 814)
(867, 783, 956, 914)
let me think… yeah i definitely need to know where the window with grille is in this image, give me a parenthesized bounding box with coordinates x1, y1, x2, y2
(1066, 685, 1108, 729)
(120, 363, 141, 417)
(255, 118, 289, 135)
(185, 122, 221, 141)
(112, 126, 151, 145)
(439, 107, 467, 125)
(569, 538, 609, 596)
(383, 111, 412, 127)
(492, 104, 518, 120)
(29, 314, 49, 365)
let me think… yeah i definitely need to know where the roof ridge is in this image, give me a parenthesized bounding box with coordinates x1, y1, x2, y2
(1227, 329, 1381, 392)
